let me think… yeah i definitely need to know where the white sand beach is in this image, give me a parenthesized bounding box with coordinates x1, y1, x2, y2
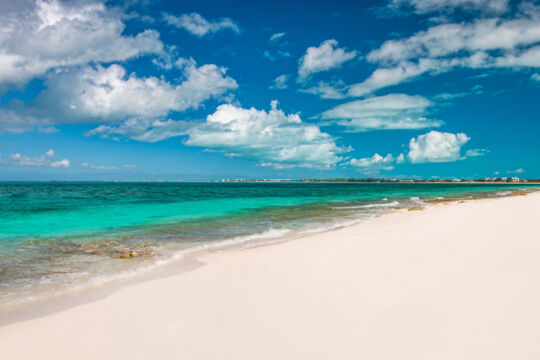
(1, 191, 540, 360)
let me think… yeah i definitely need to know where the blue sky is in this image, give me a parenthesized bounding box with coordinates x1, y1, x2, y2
(0, 0, 539, 180)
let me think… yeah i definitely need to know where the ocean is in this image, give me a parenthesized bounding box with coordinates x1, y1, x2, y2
(1, 181, 537, 309)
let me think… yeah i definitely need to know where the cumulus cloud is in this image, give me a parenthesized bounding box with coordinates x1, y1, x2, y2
(385, 0, 509, 15)
(298, 40, 357, 80)
(3, 59, 237, 136)
(5, 148, 69, 167)
(50, 159, 70, 167)
(407, 130, 470, 163)
(348, 153, 399, 171)
(74, 60, 236, 119)
(185, 101, 349, 169)
(270, 74, 289, 89)
(0, 0, 163, 89)
(349, 7, 540, 95)
(318, 94, 443, 131)
(350, 132, 485, 169)
(163, 12, 240, 37)
(508, 168, 525, 174)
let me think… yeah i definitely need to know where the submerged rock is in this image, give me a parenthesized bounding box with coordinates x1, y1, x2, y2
(67, 242, 157, 259)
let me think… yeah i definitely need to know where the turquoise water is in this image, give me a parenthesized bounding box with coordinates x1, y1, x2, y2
(0, 182, 537, 308)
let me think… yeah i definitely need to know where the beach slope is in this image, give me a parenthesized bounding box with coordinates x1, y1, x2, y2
(1, 192, 540, 360)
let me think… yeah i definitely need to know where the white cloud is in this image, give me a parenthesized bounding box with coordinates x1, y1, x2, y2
(434, 84, 484, 100)
(348, 133, 483, 170)
(80, 60, 238, 142)
(508, 168, 525, 174)
(368, 16, 540, 64)
(349, 7, 540, 95)
(318, 94, 443, 131)
(151, 45, 179, 70)
(80, 162, 117, 170)
(348, 59, 440, 97)
(0, 0, 163, 89)
(4, 59, 237, 136)
(185, 101, 349, 169)
(0, 109, 47, 134)
(163, 12, 240, 37)
(71, 60, 237, 119)
(86, 118, 192, 143)
(263, 49, 292, 61)
(264, 32, 290, 61)
(348, 153, 398, 171)
(81, 161, 135, 170)
(270, 32, 286, 43)
(50, 159, 70, 167)
(298, 40, 358, 80)
(270, 74, 289, 89)
(465, 148, 489, 157)
(63, 65, 183, 119)
(299, 80, 348, 99)
(386, 0, 509, 15)
(407, 130, 470, 163)
(6, 149, 69, 167)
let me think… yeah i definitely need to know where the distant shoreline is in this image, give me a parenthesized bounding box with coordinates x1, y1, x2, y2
(1, 180, 540, 184)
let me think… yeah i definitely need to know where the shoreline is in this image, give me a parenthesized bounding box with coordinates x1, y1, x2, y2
(0, 188, 538, 326)
(1, 191, 540, 359)
(2, 180, 540, 184)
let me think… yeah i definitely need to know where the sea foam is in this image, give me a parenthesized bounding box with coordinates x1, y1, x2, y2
(333, 200, 399, 209)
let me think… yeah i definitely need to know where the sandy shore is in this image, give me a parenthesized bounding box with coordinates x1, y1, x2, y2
(1, 192, 540, 359)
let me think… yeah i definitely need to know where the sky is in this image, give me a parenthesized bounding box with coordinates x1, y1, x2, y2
(0, 0, 539, 180)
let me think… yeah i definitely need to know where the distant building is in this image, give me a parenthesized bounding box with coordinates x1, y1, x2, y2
(484, 177, 521, 183)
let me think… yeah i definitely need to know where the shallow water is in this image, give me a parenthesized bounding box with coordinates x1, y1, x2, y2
(1, 182, 537, 308)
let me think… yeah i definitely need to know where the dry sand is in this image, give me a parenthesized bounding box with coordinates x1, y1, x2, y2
(1, 192, 540, 359)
